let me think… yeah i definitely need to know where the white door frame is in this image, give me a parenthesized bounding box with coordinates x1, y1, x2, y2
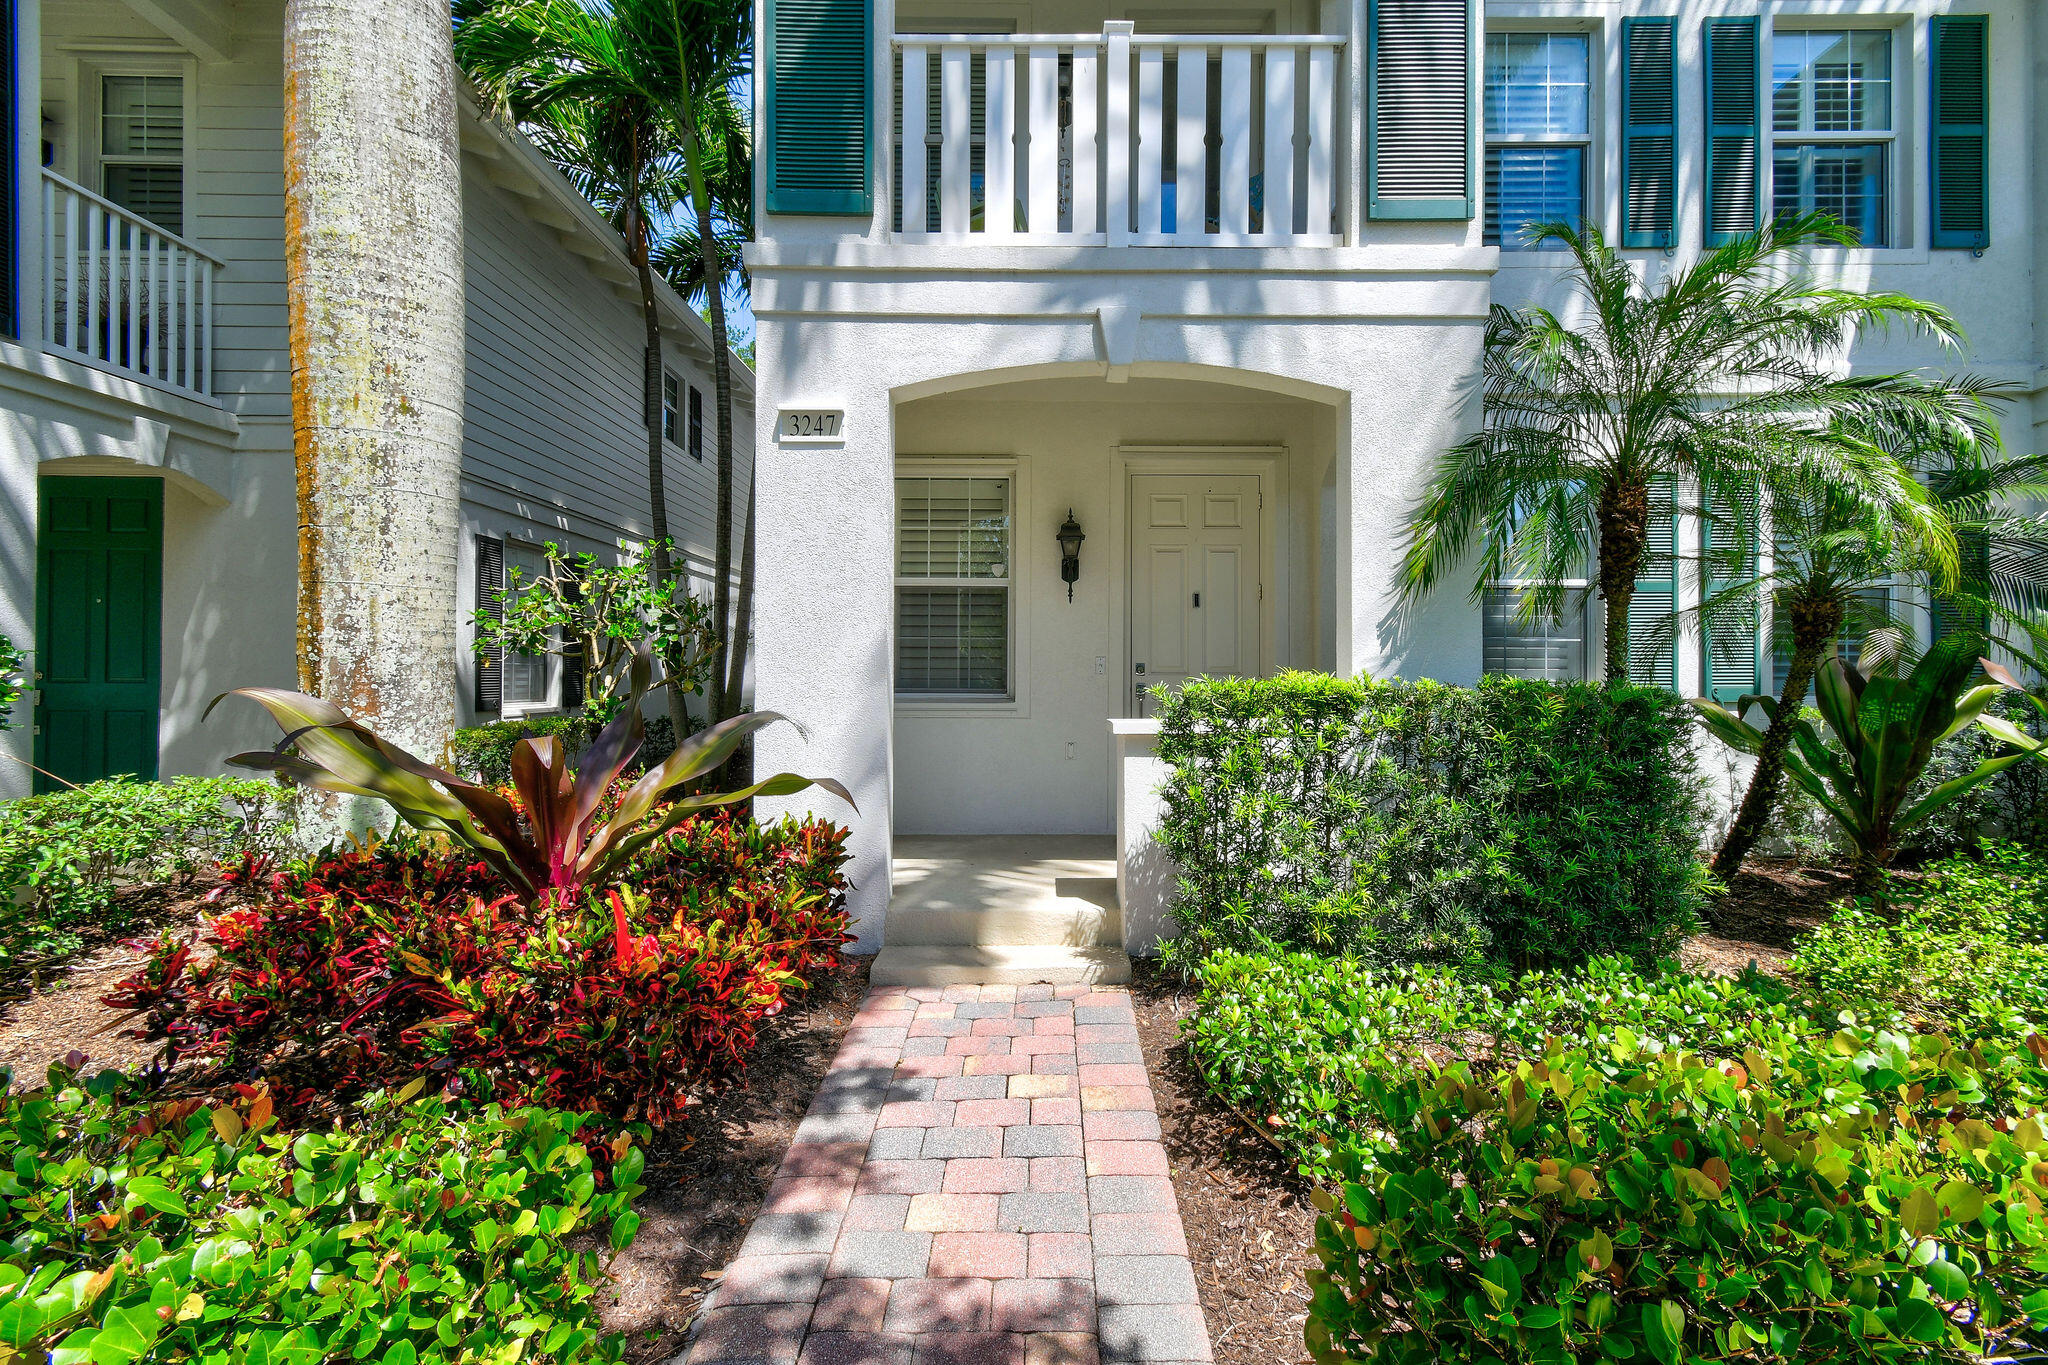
(1108, 445, 1288, 719)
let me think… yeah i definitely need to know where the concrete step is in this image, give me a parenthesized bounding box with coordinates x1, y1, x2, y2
(869, 944, 1134, 987)
(885, 880, 1122, 948)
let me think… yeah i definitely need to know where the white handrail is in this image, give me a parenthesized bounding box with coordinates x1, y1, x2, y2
(41, 168, 219, 399)
(892, 27, 1345, 247)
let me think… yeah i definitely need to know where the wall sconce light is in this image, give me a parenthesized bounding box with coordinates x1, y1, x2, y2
(1057, 510, 1085, 602)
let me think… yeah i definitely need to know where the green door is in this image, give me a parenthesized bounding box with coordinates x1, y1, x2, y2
(34, 477, 163, 791)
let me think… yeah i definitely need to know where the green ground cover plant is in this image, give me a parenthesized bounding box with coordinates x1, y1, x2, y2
(1185, 938, 2048, 1364)
(0, 1064, 642, 1364)
(0, 777, 295, 985)
(1154, 673, 1709, 972)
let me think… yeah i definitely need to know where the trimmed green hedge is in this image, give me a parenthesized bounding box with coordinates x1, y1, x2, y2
(1184, 948, 2048, 1364)
(1154, 673, 1710, 971)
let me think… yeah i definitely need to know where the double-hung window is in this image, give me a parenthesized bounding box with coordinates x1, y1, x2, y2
(502, 542, 555, 709)
(1771, 30, 1893, 246)
(896, 475, 1012, 699)
(1484, 32, 1590, 250)
(98, 73, 185, 236)
(661, 372, 681, 444)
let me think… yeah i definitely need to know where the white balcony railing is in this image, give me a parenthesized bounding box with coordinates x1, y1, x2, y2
(893, 26, 1343, 246)
(42, 169, 219, 399)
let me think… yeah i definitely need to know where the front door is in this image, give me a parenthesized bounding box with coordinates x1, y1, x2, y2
(1127, 472, 1260, 716)
(34, 477, 163, 790)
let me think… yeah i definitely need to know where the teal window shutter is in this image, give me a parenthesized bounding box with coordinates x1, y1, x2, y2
(1702, 16, 1759, 246)
(765, 0, 872, 216)
(1701, 478, 1763, 703)
(1368, 0, 1476, 221)
(1930, 14, 1989, 250)
(1621, 17, 1675, 249)
(1627, 480, 1678, 689)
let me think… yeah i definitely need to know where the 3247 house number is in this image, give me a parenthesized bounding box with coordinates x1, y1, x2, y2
(779, 409, 844, 442)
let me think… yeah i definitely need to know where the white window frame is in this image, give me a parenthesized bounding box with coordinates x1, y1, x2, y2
(1482, 577, 1592, 682)
(1482, 27, 1595, 251)
(79, 57, 196, 238)
(1766, 24, 1899, 249)
(661, 371, 682, 446)
(894, 456, 1032, 715)
(500, 540, 561, 715)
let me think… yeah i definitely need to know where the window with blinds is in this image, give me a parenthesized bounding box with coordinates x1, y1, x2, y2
(1770, 30, 1893, 247)
(99, 74, 184, 237)
(897, 476, 1012, 698)
(662, 372, 681, 445)
(1483, 33, 1587, 249)
(502, 543, 555, 708)
(1483, 588, 1587, 681)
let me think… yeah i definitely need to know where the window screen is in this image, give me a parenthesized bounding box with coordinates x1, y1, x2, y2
(1483, 33, 1589, 249)
(896, 476, 1011, 697)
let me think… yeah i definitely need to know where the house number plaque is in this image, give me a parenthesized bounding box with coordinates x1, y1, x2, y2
(777, 408, 845, 443)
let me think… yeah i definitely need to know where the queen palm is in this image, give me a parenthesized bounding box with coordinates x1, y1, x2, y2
(455, 0, 751, 732)
(1401, 215, 1967, 681)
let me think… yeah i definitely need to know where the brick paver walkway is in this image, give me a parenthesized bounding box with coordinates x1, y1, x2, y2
(681, 984, 1212, 1365)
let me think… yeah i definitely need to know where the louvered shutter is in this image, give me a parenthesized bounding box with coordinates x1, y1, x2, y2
(0, 0, 18, 337)
(1702, 16, 1759, 246)
(1368, 0, 1476, 220)
(1621, 17, 1675, 249)
(1930, 14, 1988, 250)
(766, 0, 872, 216)
(1701, 479, 1762, 703)
(1627, 481, 1678, 689)
(474, 535, 504, 713)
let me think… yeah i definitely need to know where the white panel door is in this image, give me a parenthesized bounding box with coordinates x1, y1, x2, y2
(1128, 473, 1261, 716)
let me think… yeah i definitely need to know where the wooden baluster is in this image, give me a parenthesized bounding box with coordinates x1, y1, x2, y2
(1262, 47, 1297, 241)
(1219, 45, 1252, 236)
(900, 44, 929, 236)
(1173, 46, 1207, 241)
(984, 45, 1016, 237)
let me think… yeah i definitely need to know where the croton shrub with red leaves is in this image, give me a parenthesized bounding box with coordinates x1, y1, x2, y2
(106, 812, 851, 1131)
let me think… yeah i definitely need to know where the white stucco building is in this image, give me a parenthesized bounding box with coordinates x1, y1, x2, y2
(0, 0, 751, 797)
(746, 0, 2048, 980)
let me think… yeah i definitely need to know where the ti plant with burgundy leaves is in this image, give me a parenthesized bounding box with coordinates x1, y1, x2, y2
(212, 648, 853, 903)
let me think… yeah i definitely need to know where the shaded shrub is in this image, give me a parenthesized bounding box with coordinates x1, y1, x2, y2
(0, 776, 295, 983)
(107, 813, 851, 1131)
(449, 714, 595, 785)
(1792, 842, 2048, 1026)
(0, 1065, 642, 1363)
(1155, 673, 1709, 972)
(1184, 950, 2048, 1364)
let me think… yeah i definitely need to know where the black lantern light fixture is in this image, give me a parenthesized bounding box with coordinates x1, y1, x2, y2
(1057, 510, 1085, 602)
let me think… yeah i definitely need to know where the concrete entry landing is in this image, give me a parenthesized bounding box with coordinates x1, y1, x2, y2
(873, 837, 1133, 987)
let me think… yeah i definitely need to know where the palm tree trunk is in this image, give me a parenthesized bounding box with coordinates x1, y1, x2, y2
(682, 142, 737, 724)
(1711, 603, 1840, 880)
(283, 0, 465, 816)
(1597, 479, 1650, 682)
(625, 202, 690, 742)
(725, 469, 756, 711)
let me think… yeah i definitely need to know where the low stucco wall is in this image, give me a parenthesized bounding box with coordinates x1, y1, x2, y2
(1111, 717, 1178, 956)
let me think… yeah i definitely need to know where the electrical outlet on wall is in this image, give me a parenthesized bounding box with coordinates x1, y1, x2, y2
(1065, 742, 1075, 760)
(1095, 657, 1105, 674)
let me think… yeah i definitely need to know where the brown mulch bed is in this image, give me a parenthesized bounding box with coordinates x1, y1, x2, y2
(605, 958, 869, 1365)
(1131, 961, 1319, 1365)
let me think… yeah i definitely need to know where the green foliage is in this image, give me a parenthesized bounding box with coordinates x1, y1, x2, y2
(1184, 950, 2048, 1364)
(0, 1067, 642, 1363)
(1155, 673, 1709, 973)
(0, 635, 24, 731)
(471, 541, 717, 722)
(0, 777, 294, 983)
(451, 714, 596, 786)
(1695, 639, 2044, 884)
(1792, 843, 2048, 1027)
(219, 650, 850, 902)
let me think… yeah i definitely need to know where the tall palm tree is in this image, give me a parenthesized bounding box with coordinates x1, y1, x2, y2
(1401, 215, 1968, 681)
(283, 0, 467, 800)
(454, 0, 750, 734)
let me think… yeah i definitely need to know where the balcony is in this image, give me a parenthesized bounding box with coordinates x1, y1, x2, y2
(41, 170, 219, 401)
(891, 25, 1345, 247)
